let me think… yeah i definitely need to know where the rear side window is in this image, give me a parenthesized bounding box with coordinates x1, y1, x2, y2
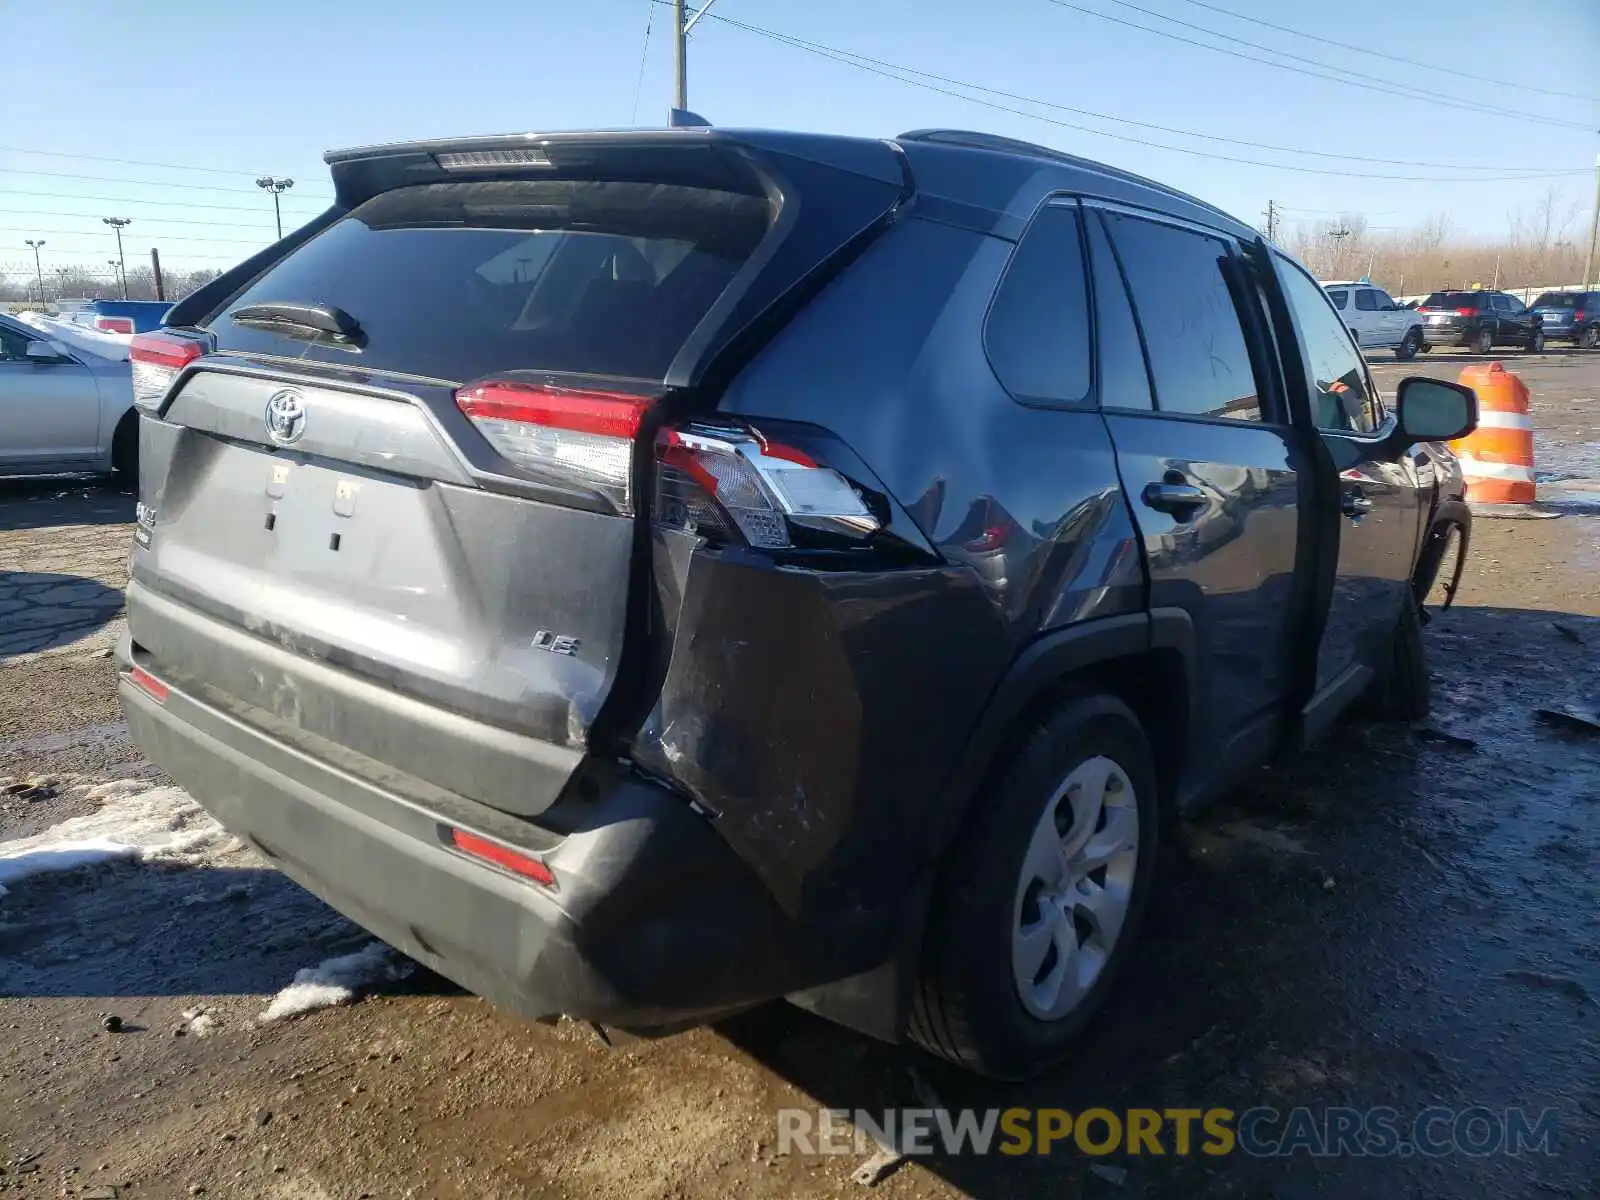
(1085, 211, 1153, 411)
(210, 180, 773, 383)
(1424, 292, 1482, 309)
(1326, 289, 1348, 310)
(984, 203, 1092, 406)
(1103, 212, 1262, 421)
(1355, 289, 1378, 311)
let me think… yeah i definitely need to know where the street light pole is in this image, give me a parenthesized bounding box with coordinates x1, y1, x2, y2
(102, 217, 131, 299)
(24, 239, 46, 306)
(256, 176, 295, 239)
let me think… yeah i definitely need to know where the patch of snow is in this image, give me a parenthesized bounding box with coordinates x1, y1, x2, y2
(13, 311, 133, 361)
(0, 783, 236, 897)
(258, 942, 412, 1024)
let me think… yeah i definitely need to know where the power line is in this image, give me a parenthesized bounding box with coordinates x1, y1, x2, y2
(0, 145, 307, 178)
(1172, 0, 1599, 102)
(1, 226, 269, 245)
(630, 0, 656, 126)
(2, 208, 278, 230)
(5, 167, 335, 197)
(1, 188, 325, 215)
(700, 9, 1575, 174)
(697, 10, 1591, 183)
(1042, 0, 1595, 131)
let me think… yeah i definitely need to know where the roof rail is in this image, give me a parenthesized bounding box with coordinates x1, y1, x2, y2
(896, 128, 1239, 228)
(897, 129, 1077, 165)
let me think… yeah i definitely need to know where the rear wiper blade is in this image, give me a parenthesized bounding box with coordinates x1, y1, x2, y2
(231, 301, 365, 348)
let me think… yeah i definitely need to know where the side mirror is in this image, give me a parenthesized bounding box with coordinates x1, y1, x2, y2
(25, 340, 67, 362)
(1394, 376, 1477, 445)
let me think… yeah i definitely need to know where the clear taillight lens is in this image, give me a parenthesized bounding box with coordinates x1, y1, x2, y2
(655, 424, 879, 549)
(129, 331, 205, 411)
(455, 380, 652, 513)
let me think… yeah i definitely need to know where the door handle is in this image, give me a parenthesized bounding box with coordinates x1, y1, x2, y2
(1340, 489, 1374, 518)
(1142, 481, 1209, 517)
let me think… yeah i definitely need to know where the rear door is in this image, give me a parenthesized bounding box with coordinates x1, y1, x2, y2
(1371, 288, 1408, 347)
(1353, 288, 1387, 347)
(135, 149, 905, 818)
(1091, 205, 1308, 788)
(1273, 256, 1422, 724)
(0, 319, 103, 464)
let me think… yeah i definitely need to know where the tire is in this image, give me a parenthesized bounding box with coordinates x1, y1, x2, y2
(111, 412, 139, 488)
(1395, 327, 1422, 361)
(1527, 328, 1545, 354)
(909, 690, 1159, 1080)
(1580, 326, 1599, 351)
(1418, 340, 1433, 354)
(1471, 327, 1493, 355)
(1362, 597, 1430, 723)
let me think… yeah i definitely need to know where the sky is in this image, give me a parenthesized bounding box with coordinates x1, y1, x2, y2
(3, 0, 1597, 279)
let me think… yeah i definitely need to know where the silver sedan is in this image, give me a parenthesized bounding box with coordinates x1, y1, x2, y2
(0, 313, 138, 481)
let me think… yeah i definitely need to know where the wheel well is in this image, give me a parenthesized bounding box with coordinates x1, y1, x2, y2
(111, 409, 138, 470)
(977, 650, 1190, 818)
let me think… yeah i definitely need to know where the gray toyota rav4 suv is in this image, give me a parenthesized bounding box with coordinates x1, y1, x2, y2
(120, 126, 1476, 1079)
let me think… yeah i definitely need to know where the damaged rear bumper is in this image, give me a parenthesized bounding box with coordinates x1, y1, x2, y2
(118, 639, 849, 1028)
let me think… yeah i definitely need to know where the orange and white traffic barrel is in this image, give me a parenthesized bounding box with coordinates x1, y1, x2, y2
(1449, 362, 1538, 510)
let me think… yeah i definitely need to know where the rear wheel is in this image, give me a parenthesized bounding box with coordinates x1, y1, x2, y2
(910, 691, 1159, 1080)
(111, 412, 139, 488)
(1527, 328, 1545, 354)
(1580, 326, 1599, 350)
(1396, 327, 1422, 360)
(1471, 327, 1494, 355)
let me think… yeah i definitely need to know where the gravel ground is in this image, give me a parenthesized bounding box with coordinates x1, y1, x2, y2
(2, 353, 1597, 1199)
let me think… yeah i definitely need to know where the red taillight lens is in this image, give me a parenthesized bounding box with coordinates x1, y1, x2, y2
(455, 380, 652, 513)
(1576, 310, 1586, 321)
(1455, 307, 1476, 316)
(96, 316, 135, 334)
(128, 665, 169, 703)
(654, 424, 879, 549)
(447, 827, 555, 888)
(129, 331, 204, 410)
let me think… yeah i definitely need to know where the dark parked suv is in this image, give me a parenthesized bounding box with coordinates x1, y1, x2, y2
(1416, 289, 1545, 354)
(119, 127, 1477, 1080)
(1529, 290, 1600, 349)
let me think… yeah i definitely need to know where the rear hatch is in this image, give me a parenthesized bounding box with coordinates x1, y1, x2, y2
(1417, 291, 1482, 333)
(129, 131, 908, 819)
(1530, 294, 1580, 328)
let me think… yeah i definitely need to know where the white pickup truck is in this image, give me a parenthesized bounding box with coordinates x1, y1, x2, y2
(1322, 280, 1426, 360)
(0, 312, 139, 482)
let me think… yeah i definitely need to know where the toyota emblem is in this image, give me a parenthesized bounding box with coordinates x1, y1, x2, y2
(265, 389, 307, 445)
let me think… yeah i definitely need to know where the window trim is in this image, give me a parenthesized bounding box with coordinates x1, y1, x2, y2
(981, 195, 1098, 411)
(1270, 251, 1392, 442)
(1087, 200, 1284, 428)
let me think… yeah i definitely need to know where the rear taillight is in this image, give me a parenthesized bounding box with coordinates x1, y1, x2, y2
(1455, 307, 1476, 316)
(655, 423, 879, 549)
(455, 380, 652, 513)
(1576, 310, 1587, 321)
(96, 316, 135, 334)
(129, 331, 204, 411)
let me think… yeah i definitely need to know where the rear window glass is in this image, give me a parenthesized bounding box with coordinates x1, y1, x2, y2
(1532, 293, 1579, 308)
(1325, 289, 1348, 309)
(211, 180, 774, 383)
(1423, 292, 1482, 308)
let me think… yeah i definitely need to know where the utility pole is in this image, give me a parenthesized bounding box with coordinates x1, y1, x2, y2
(103, 217, 131, 299)
(24, 238, 45, 306)
(1328, 226, 1350, 277)
(256, 176, 295, 239)
(107, 260, 122, 296)
(671, 1, 718, 119)
(151, 247, 166, 303)
(1261, 200, 1279, 243)
(1584, 152, 1600, 290)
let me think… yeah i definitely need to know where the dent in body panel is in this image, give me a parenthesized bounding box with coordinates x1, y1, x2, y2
(718, 216, 1140, 651)
(631, 548, 1008, 918)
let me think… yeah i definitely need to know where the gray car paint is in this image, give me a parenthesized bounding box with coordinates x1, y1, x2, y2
(0, 314, 135, 475)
